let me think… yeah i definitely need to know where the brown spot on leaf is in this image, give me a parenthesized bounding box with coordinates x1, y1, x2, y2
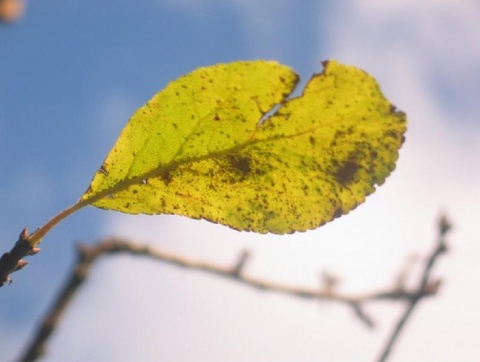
(255, 168, 266, 176)
(228, 155, 251, 175)
(334, 160, 359, 186)
(160, 171, 172, 184)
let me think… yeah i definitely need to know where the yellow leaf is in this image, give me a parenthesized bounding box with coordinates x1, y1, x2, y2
(80, 60, 406, 234)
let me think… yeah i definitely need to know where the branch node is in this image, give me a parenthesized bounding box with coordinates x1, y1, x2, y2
(438, 213, 453, 236)
(0, 228, 36, 287)
(424, 279, 442, 295)
(231, 249, 250, 277)
(351, 302, 376, 329)
(28, 248, 41, 257)
(320, 270, 341, 292)
(16, 259, 29, 270)
(20, 227, 30, 241)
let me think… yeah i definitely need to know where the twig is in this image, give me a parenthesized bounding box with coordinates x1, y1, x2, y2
(375, 214, 451, 362)
(18, 243, 94, 362)
(0, 229, 40, 287)
(19, 236, 440, 361)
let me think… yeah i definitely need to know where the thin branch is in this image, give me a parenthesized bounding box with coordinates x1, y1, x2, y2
(375, 214, 451, 362)
(19, 236, 440, 362)
(18, 243, 94, 362)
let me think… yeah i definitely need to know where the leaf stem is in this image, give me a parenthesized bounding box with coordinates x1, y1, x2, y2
(27, 176, 139, 246)
(27, 201, 89, 247)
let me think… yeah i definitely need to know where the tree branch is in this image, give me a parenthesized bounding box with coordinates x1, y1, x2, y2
(19, 230, 446, 362)
(375, 214, 451, 362)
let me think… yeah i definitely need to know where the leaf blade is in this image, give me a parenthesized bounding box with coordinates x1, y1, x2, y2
(81, 60, 406, 234)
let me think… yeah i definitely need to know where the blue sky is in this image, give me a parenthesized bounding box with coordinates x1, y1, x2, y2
(1, 1, 480, 361)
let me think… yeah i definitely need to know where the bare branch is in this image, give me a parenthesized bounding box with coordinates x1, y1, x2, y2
(18, 244, 95, 362)
(19, 235, 442, 361)
(375, 214, 451, 362)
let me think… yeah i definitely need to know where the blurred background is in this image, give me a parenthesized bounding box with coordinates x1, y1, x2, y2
(1, 1, 479, 361)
